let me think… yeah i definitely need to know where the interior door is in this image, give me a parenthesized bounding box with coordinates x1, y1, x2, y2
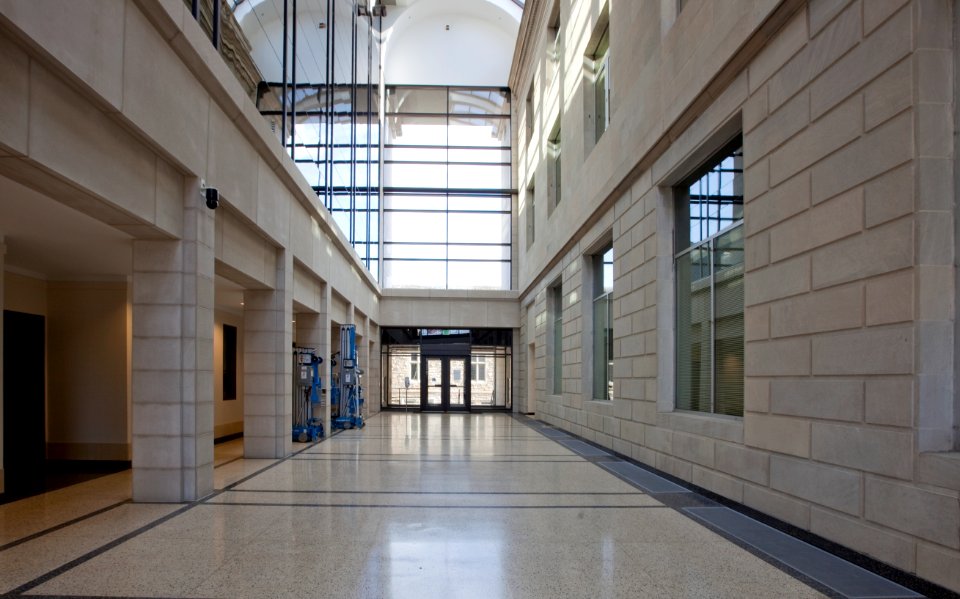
(424, 357, 443, 410)
(421, 356, 470, 411)
(447, 357, 467, 410)
(3, 310, 46, 498)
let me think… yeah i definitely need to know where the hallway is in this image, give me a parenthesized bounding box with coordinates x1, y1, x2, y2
(0, 414, 921, 598)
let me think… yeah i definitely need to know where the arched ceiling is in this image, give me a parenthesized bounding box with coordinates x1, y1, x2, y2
(229, 0, 521, 86)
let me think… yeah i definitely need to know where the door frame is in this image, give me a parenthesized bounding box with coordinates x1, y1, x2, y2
(420, 354, 471, 412)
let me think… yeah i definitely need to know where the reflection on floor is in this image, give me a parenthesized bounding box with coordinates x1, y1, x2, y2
(0, 460, 130, 506)
(0, 414, 921, 598)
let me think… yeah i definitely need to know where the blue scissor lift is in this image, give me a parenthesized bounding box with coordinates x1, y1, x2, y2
(292, 347, 324, 442)
(330, 324, 364, 430)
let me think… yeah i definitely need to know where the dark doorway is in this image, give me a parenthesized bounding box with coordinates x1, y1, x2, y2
(3, 310, 46, 498)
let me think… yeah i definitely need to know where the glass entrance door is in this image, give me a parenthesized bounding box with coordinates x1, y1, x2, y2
(421, 356, 470, 411)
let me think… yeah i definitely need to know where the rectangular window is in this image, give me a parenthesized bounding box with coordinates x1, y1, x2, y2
(551, 283, 563, 394)
(547, 0, 562, 87)
(471, 355, 486, 382)
(410, 352, 420, 381)
(592, 245, 613, 400)
(593, 25, 610, 142)
(675, 140, 744, 416)
(548, 120, 561, 213)
(526, 84, 535, 147)
(526, 181, 536, 248)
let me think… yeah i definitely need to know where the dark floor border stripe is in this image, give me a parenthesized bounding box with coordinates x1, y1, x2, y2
(223, 489, 643, 495)
(2, 502, 195, 597)
(684, 507, 921, 599)
(288, 457, 585, 463)
(0, 500, 130, 554)
(513, 414, 959, 599)
(295, 451, 571, 457)
(4, 432, 333, 598)
(213, 456, 244, 469)
(203, 501, 666, 510)
(321, 436, 555, 441)
(23, 595, 191, 599)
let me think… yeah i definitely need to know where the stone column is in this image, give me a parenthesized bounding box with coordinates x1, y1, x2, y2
(244, 250, 293, 458)
(131, 187, 215, 502)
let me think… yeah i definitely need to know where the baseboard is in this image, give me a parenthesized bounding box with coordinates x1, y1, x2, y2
(46, 442, 130, 461)
(215, 431, 244, 444)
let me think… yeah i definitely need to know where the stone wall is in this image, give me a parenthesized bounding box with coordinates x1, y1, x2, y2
(513, 0, 960, 592)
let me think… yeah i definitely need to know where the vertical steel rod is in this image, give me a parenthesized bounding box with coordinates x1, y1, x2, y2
(212, 0, 221, 49)
(350, 6, 358, 250)
(366, 11, 374, 273)
(281, 0, 288, 149)
(290, 0, 298, 159)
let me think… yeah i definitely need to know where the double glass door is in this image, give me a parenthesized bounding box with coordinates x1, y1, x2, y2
(422, 356, 469, 411)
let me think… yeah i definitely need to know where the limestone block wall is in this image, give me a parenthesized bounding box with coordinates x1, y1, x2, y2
(513, 0, 960, 591)
(0, 0, 382, 497)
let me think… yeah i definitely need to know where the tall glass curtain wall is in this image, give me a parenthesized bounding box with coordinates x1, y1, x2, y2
(256, 0, 381, 279)
(675, 143, 744, 416)
(382, 86, 512, 290)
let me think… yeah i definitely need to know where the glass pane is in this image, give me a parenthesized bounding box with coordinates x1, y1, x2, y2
(470, 353, 506, 407)
(448, 116, 511, 147)
(676, 247, 712, 412)
(383, 162, 446, 188)
(426, 358, 443, 406)
(384, 146, 448, 162)
(448, 164, 511, 190)
(383, 244, 445, 260)
(592, 293, 612, 400)
(685, 145, 743, 247)
(447, 244, 511, 261)
(447, 195, 511, 212)
(383, 260, 446, 289)
(449, 358, 466, 406)
(295, 162, 321, 187)
(448, 148, 511, 164)
(449, 88, 510, 115)
(384, 211, 447, 243)
(386, 347, 420, 406)
(385, 115, 448, 145)
(386, 87, 447, 113)
(714, 226, 744, 416)
(553, 286, 563, 394)
(448, 212, 510, 244)
(593, 245, 613, 298)
(447, 261, 510, 290)
(384, 194, 447, 211)
(595, 62, 607, 141)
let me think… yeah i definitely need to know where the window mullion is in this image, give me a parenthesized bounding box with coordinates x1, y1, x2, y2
(709, 237, 716, 415)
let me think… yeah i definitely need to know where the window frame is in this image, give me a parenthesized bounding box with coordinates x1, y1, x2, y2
(471, 355, 487, 382)
(591, 243, 614, 401)
(526, 179, 536, 248)
(593, 25, 611, 142)
(409, 352, 420, 381)
(548, 118, 562, 215)
(550, 281, 563, 394)
(673, 137, 744, 417)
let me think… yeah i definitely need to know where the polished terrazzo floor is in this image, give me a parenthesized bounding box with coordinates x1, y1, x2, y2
(0, 413, 905, 598)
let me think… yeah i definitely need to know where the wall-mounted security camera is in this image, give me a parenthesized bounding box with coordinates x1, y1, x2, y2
(205, 187, 219, 210)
